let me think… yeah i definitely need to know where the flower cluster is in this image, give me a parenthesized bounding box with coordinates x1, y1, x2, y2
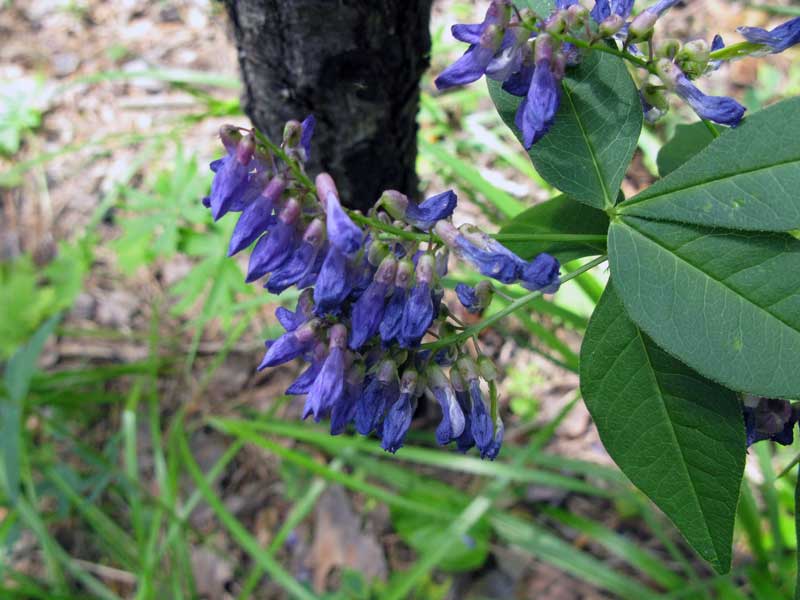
(202, 120, 561, 459)
(436, 1, 800, 142)
(743, 396, 800, 448)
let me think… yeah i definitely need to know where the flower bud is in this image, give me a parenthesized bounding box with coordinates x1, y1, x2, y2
(380, 190, 409, 221)
(545, 11, 566, 34)
(534, 33, 554, 64)
(599, 14, 625, 37)
(282, 119, 303, 148)
(655, 38, 682, 60)
(676, 39, 710, 78)
(395, 259, 414, 289)
(219, 124, 243, 154)
(434, 247, 449, 278)
(236, 133, 256, 166)
(628, 11, 658, 42)
(367, 241, 390, 267)
(477, 356, 498, 381)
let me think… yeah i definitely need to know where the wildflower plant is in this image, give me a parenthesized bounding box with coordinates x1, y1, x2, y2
(202, 0, 800, 581)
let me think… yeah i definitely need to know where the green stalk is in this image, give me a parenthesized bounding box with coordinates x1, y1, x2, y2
(423, 255, 607, 350)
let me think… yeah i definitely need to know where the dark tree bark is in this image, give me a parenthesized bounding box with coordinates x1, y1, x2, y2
(224, 0, 434, 211)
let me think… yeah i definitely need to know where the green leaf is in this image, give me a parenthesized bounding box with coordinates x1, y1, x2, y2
(620, 98, 800, 231)
(2, 314, 61, 502)
(488, 50, 642, 209)
(609, 216, 800, 397)
(497, 194, 609, 262)
(581, 283, 745, 572)
(391, 507, 490, 571)
(657, 121, 718, 177)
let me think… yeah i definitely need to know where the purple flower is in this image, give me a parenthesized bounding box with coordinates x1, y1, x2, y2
(469, 380, 494, 456)
(265, 219, 326, 294)
(302, 325, 347, 422)
(355, 360, 399, 435)
(246, 200, 301, 283)
(435, 1, 510, 90)
(399, 255, 435, 348)
(515, 42, 561, 149)
(208, 133, 255, 221)
(228, 176, 285, 256)
(738, 16, 800, 54)
(520, 253, 560, 293)
(591, 0, 634, 23)
(744, 397, 799, 447)
(379, 259, 413, 344)
(380, 370, 418, 453)
(275, 289, 314, 332)
(428, 367, 465, 445)
(483, 417, 504, 460)
(286, 343, 326, 395)
(257, 320, 318, 370)
(349, 256, 397, 350)
(405, 190, 458, 230)
(300, 114, 315, 160)
(331, 365, 364, 435)
(455, 281, 493, 314)
(438, 222, 524, 284)
(317, 173, 363, 255)
(667, 63, 746, 126)
(313, 246, 354, 315)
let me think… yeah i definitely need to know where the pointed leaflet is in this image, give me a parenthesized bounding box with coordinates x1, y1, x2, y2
(498, 194, 609, 263)
(656, 121, 719, 177)
(609, 216, 800, 397)
(620, 98, 800, 231)
(489, 50, 642, 210)
(581, 283, 745, 572)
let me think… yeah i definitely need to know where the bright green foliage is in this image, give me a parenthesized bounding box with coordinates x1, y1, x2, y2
(620, 99, 800, 231)
(498, 194, 609, 262)
(0, 242, 91, 358)
(609, 216, 800, 398)
(581, 283, 745, 572)
(2, 315, 61, 503)
(488, 50, 642, 210)
(0, 78, 45, 156)
(113, 147, 212, 272)
(656, 121, 719, 177)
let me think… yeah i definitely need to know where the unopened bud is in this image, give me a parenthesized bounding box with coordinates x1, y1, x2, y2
(283, 120, 303, 148)
(655, 38, 682, 60)
(236, 133, 255, 165)
(315, 173, 339, 210)
(545, 11, 566, 34)
(375, 254, 398, 285)
(219, 124, 243, 153)
(535, 33, 554, 64)
(676, 39, 710, 78)
(434, 247, 449, 278)
(380, 190, 409, 221)
(395, 259, 414, 289)
(302, 218, 326, 246)
(416, 254, 435, 285)
(599, 14, 625, 37)
(628, 11, 658, 42)
(329, 323, 348, 349)
(278, 198, 301, 224)
(367, 241, 389, 266)
(477, 356, 498, 381)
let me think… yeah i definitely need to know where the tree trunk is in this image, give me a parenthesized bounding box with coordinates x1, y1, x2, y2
(224, 0, 434, 211)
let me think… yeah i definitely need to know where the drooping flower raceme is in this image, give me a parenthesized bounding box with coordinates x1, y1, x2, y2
(202, 120, 562, 460)
(434, 0, 800, 136)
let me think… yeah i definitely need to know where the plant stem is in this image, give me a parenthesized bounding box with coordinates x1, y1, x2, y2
(553, 33, 655, 73)
(423, 255, 607, 351)
(701, 119, 720, 138)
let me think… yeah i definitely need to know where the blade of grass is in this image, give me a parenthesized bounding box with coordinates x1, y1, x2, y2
(755, 443, 787, 558)
(176, 427, 320, 600)
(237, 459, 344, 600)
(215, 417, 613, 498)
(418, 136, 525, 219)
(123, 381, 145, 545)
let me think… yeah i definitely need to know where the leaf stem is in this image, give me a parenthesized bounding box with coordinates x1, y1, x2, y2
(423, 255, 607, 351)
(701, 119, 720, 138)
(553, 33, 655, 73)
